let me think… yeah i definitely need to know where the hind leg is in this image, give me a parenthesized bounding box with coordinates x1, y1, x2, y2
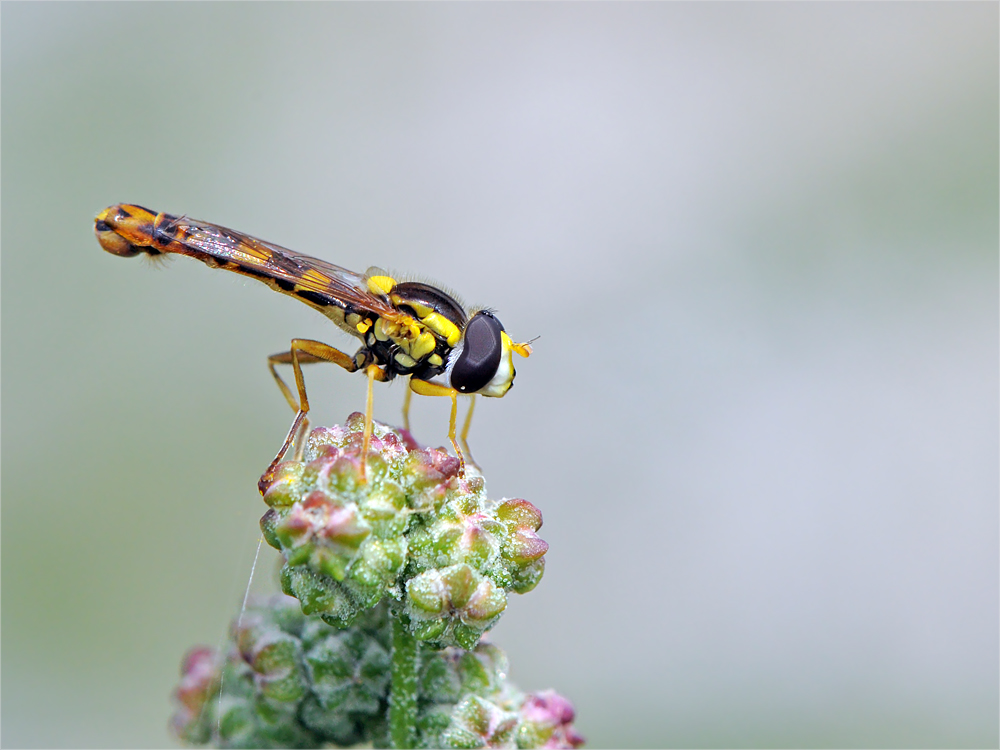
(258, 340, 366, 493)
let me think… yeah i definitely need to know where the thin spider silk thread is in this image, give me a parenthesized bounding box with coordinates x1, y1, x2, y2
(215, 535, 265, 742)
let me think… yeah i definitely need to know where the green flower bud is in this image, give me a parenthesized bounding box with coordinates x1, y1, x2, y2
(172, 596, 583, 749)
(419, 642, 509, 705)
(259, 416, 549, 649)
(405, 564, 507, 650)
(305, 630, 390, 713)
(175, 414, 573, 747)
(403, 489, 547, 647)
(260, 420, 415, 625)
(171, 597, 397, 748)
(441, 695, 519, 748)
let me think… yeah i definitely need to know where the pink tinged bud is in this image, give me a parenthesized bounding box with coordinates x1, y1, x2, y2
(457, 473, 486, 496)
(452, 696, 519, 746)
(409, 448, 461, 481)
(428, 449, 461, 477)
(286, 491, 369, 547)
(460, 523, 495, 561)
(508, 528, 549, 565)
(396, 427, 420, 450)
(496, 498, 543, 530)
(522, 690, 576, 726)
(441, 564, 478, 609)
(276, 505, 315, 546)
(462, 578, 507, 622)
(319, 505, 370, 547)
(313, 454, 339, 487)
(300, 490, 329, 510)
(408, 570, 448, 613)
(180, 646, 217, 679)
(366, 431, 409, 465)
(365, 484, 406, 519)
(453, 495, 480, 517)
(175, 647, 219, 711)
(335, 452, 364, 475)
(262, 462, 305, 507)
(554, 727, 587, 749)
(520, 691, 584, 749)
(304, 425, 345, 449)
(344, 411, 367, 432)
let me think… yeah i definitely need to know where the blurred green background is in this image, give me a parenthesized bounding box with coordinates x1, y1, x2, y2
(2, 2, 997, 747)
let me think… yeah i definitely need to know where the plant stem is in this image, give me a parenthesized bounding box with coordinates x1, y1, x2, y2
(390, 613, 419, 749)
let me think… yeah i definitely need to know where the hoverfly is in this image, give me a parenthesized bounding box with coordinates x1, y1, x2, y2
(94, 204, 532, 489)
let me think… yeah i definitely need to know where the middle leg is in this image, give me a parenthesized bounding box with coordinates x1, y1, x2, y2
(361, 362, 389, 474)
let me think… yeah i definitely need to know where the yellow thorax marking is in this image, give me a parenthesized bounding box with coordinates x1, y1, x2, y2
(411, 331, 437, 360)
(387, 293, 459, 346)
(394, 352, 417, 368)
(421, 312, 461, 347)
(390, 294, 434, 319)
(366, 275, 396, 296)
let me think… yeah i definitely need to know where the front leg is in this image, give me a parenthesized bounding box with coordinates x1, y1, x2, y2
(361, 362, 390, 477)
(408, 378, 466, 476)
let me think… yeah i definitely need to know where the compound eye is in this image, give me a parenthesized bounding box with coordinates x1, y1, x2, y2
(451, 311, 504, 394)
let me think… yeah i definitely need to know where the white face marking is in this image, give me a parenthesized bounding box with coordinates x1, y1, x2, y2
(477, 333, 515, 397)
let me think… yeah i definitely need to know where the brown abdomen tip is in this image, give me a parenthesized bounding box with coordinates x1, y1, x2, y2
(94, 204, 148, 257)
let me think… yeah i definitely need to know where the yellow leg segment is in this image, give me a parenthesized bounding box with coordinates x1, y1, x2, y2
(260, 339, 364, 494)
(402, 386, 412, 432)
(361, 364, 389, 477)
(409, 378, 466, 476)
(459, 396, 479, 470)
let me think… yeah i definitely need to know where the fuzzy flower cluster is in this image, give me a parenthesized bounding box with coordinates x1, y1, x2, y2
(259, 413, 548, 649)
(172, 595, 584, 749)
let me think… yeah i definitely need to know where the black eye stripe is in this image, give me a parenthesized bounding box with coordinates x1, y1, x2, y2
(450, 312, 503, 393)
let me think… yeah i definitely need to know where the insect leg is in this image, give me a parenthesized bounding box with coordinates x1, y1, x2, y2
(266, 349, 325, 463)
(459, 395, 479, 470)
(408, 379, 465, 476)
(268, 341, 361, 413)
(401, 386, 413, 433)
(362, 363, 389, 478)
(258, 409, 308, 496)
(259, 340, 364, 494)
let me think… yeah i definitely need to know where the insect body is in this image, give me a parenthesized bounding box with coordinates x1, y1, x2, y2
(94, 203, 531, 487)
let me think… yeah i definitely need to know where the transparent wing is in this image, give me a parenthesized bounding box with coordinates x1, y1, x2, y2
(158, 214, 401, 319)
